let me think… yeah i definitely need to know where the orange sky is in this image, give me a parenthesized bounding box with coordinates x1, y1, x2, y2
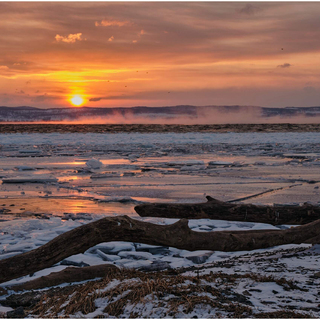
(1, 2, 320, 108)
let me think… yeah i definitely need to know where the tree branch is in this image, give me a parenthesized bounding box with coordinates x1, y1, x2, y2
(134, 196, 320, 225)
(1, 215, 320, 284)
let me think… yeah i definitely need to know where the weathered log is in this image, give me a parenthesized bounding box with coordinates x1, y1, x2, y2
(10, 264, 118, 292)
(134, 196, 320, 225)
(1, 215, 320, 284)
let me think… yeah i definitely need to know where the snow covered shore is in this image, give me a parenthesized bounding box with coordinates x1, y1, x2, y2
(1, 131, 320, 317)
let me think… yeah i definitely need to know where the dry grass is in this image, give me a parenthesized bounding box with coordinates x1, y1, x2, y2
(26, 268, 258, 318)
(20, 265, 314, 318)
(198, 271, 307, 292)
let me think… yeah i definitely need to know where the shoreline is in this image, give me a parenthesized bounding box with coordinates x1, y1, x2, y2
(1, 123, 320, 134)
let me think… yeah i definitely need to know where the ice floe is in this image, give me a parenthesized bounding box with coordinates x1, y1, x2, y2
(86, 158, 103, 169)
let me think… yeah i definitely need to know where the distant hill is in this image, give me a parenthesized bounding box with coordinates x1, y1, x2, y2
(0, 105, 320, 123)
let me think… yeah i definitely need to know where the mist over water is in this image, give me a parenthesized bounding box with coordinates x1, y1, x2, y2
(51, 115, 320, 125)
(3, 109, 320, 125)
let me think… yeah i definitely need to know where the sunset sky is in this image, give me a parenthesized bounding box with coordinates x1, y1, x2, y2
(1, 2, 320, 108)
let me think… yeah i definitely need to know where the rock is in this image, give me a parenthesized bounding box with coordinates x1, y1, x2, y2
(86, 158, 103, 169)
(7, 306, 25, 318)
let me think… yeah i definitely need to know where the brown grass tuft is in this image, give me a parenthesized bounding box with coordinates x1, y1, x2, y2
(24, 267, 311, 318)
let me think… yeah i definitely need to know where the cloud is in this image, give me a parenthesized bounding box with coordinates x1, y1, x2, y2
(89, 97, 102, 101)
(238, 4, 262, 15)
(277, 63, 292, 68)
(0, 65, 9, 70)
(108, 36, 114, 42)
(2, 2, 320, 109)
(55, 33, 83, 43)
(95, 20, 130, 27)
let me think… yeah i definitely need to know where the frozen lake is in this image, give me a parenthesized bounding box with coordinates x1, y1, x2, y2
(0, 130, 320, 290)
(2, 131, 320, 145)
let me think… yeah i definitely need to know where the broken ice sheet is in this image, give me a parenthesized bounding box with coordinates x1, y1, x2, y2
(1, 131, 320, 297)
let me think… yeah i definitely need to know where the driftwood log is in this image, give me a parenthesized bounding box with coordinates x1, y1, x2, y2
(134, 196, 320, 225)
(10, 264, 119, 292)
(1, 215, 320, 284)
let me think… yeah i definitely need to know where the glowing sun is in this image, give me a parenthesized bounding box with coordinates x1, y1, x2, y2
(70, 95, 84, 107)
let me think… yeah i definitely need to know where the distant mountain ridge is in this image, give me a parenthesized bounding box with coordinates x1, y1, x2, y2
(0, 105, 320, 122)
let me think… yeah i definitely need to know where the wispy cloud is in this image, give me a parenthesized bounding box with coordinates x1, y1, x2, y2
(277, 63, 292, 68)
(1, 2, 320, 108)
(95, 20, 130, 27)
(55, 33, 83, 43)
